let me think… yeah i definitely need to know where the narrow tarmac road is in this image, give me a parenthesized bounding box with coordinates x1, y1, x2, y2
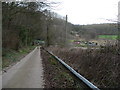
(2, 47, 44, 88)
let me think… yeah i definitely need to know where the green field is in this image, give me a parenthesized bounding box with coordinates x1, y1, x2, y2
(98, 35, 118, 40)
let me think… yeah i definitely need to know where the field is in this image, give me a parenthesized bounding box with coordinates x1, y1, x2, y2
(98, 35, 118, 40)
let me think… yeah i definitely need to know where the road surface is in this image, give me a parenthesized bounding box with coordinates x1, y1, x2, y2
(2, 47, 44, 88)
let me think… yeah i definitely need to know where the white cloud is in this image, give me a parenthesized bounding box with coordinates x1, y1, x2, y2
(53, 0, 120, 24)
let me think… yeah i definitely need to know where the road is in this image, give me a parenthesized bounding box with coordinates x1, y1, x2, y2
(2, 47, 44, 88)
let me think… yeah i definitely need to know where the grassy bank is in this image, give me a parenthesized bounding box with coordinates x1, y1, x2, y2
(2, 46, 36, 69)
(41, 49, 88, 89)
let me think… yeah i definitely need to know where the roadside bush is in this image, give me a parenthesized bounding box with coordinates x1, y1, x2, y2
(50, 46, 120, 88)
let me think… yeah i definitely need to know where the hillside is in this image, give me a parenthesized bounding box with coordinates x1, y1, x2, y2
(72, 23, 118, 39)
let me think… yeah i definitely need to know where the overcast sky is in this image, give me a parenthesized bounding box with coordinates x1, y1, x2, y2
(52, 0, 120, 25)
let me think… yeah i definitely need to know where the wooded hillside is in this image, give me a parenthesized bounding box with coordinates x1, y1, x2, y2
(72, 23, 118, 39)
(2, 2, 73, 51)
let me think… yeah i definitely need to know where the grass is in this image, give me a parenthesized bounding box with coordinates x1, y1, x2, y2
(2, 46, 36, 69)
(98, 35, 118, 40)
(41, 49, 84, 89)
(48, 57, 57, 65)
(75, 44, 87, 47)
(69, 40, 75, 42)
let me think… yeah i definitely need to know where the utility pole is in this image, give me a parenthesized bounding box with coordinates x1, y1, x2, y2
(118, 1, 120, 45)
(46, 10, 51, 47)
(46, 21, 49, 47)
(65, 15, 68, 46)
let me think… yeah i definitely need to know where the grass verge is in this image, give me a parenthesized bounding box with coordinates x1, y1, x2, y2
(41, 49, 88, 89)
(2, 46, 36, 69)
